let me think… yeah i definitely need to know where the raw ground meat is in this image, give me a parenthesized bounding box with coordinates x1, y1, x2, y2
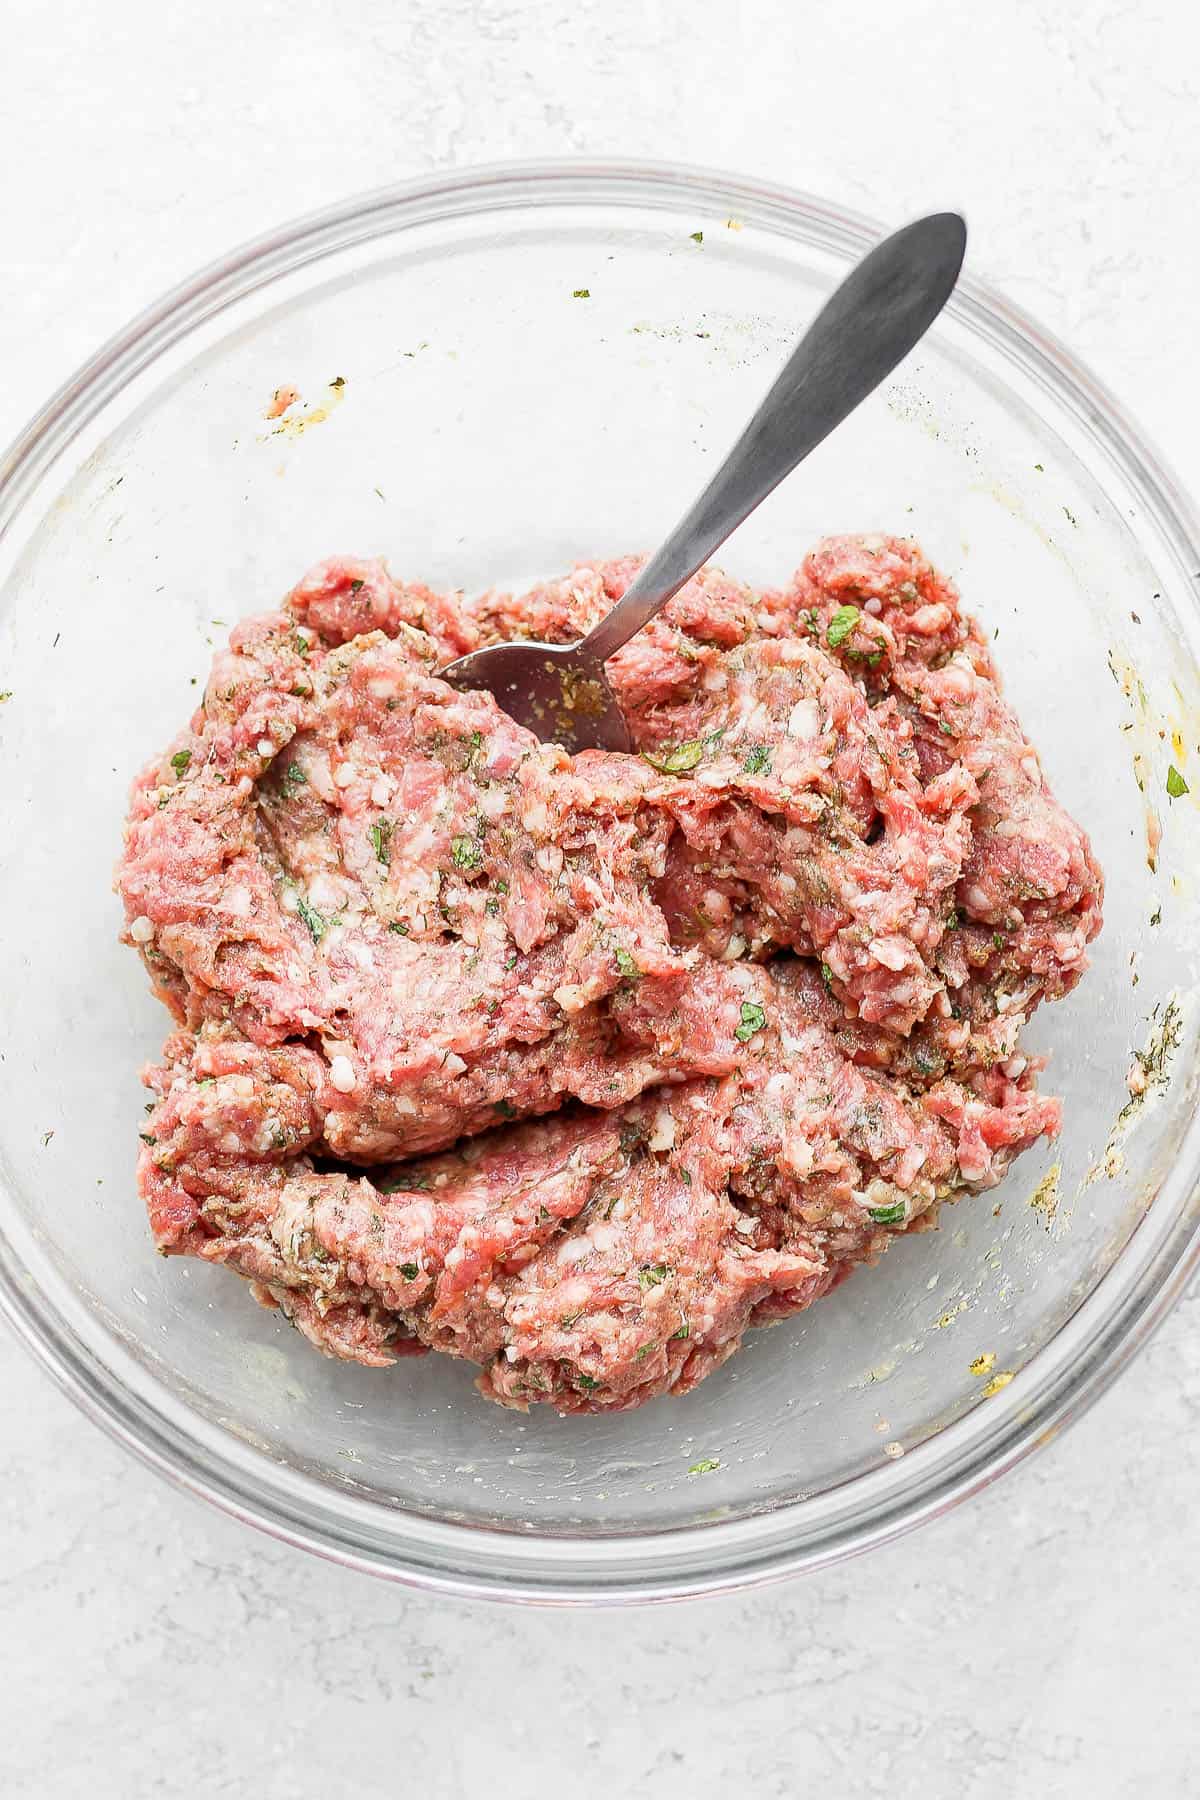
(118, 535, 1103, 1412)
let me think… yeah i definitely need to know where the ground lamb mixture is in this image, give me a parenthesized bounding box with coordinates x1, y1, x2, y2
(117, 535, 1102, 1412)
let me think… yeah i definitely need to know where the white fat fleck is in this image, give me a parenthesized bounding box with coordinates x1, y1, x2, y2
(522, 801, 549, 833)
(371, 777, 391, 807)
(334, 762, 358, 789)
(863, 597, 883, 616)
(329, 1055, 357, 1093)
(257, 737, 275, 758)
(485, 1284, 505, 1309)
(647, 1107, 676, 1153)
(719, 934, 747, 963)
(557, 1238, 590, 1265)
(306, 756, 335, 802)
(1001, 1055, 1027, 1079)
(1020, 750, 1043, 788)
(308, 874, 344, 910)
(701, 668, 728, 693)
(129, 915, 155, 944)
(733, 1214, 756, 1234)
(442, 1052, 468, 1076)
(590, 1224, 619, 1252)
(504, 1345, 520, 1362)
(535, 846, 563, 875)
(765, 1073, 791, 1100)
(553, 983, 586, 1013)
(787, 699, 820, 739)
(869, 936, 911, 972)
(224, 886, 252, 918)
(219, 1131, 242, 1154)
(368, 677, 398, 700)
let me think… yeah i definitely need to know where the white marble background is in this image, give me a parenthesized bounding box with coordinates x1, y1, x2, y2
(4, 3, 1200, 1794)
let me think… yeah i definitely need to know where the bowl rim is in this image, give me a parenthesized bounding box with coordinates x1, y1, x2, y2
(3, 154, 1200, 1604)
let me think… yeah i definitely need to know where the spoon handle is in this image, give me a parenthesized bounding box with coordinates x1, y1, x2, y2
(580, 211, 966, 666)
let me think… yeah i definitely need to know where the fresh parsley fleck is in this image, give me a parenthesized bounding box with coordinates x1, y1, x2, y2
(377, 1172, 429, 1194)
(734, 1000, 767, 1043)
(868, 1201, 907, 1225)
(690, 230, 704, 242)
(638, 1264, 670, 1289)
(138, 1132, 156, 1146)
(282, 763, 307, 794)
(1167, 764, 1189, 799)
(820, 962, 835, 988)
(389, 920, 409, 935)
(992, 931, 1006, 950)
(451, 834, 483, 871)
(742, 744, 772, 775)
(672, 1321, 690, 1339)
(1150, 906, 1162, 927)
(399, 1263, 420, 1280)
(504, 951, 518, 969)
(615, 947, 640, 981)
(170, 749, 191, 777)
(576, 1372, 601, 1390)
(572, 288, 591, 299)
(679, 1168, 692, 1187)
(294, 893, 328, 943)
(688, 1458, 720, 1475)
(944, 907, 960, 930)
(826, 604, 860, 649)
(644, 739, 705, 774)
(0, 690, 12, 703)
(369, 817, 393, 865)
(349, 577, 365, 594)
(494, 1099, 517, 1119)
(40, 1130, 54, 1147)
(1034, 462, 1044, 472)
(937, 719, 955, 737)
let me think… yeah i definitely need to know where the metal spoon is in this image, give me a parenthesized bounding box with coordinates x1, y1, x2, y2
(441, 211, 967, 752)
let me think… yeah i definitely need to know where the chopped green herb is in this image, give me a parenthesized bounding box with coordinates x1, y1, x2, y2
(504, 951, 518, 970)
(672, 1321, 691, 1339)
(992, 931, 1006, 950)
(690, 230, 704, 243)
(281, 762, 307, 795)
(644, 739, 705, 774)
(820, 962, 834, 988)
(638, 1264, 670, 1289)
(493, 877, 509, 895)
(938, 719, 956, 737)
(826, 604, 860, 649)
(389, 920, 409, 935)
(40, 1129, 54, 1147)
(349, 577, 365, 594)
(1167, 765, 1189, 799)
(701, 728, 725, 753)
(138, 1132, 156, 1146)
(0, 690, 12, 703)
(576, 1372, 601, 1390)
(294, 893, 328, 943)
(572, 288, 591, 299)
(688, 1458, 720, 1475)
(170, 748, 191, 777)
(399, 1263, 420, 1280)
(1150, 906, 1162, 927)
(494, 1099, 517, 1119)
(742, 744, 772, 775)
(615, 946, 640, 981)
(451, 834, 483, 871)
(679, 1168, 692, 1187)
(1034, 462, 1044, 472)
(734, 1000, 767, 1043)
(377, 1172, 429, 1194)
(369, 818, 393, 865)
(868, 1200, 907, 1225)
(944, 907, 960, 930)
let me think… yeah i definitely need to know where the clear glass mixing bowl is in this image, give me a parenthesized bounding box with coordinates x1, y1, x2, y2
(2, 161, 1199, 1603)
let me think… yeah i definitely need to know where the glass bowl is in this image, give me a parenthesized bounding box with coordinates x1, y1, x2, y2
(2, 160, 1198, 1604)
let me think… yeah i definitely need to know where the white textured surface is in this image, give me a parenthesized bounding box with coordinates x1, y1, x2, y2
(4, 3, 1200, 1794)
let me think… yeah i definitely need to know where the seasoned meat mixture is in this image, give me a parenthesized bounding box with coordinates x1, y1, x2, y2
(118, 536, 1102, 1411)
